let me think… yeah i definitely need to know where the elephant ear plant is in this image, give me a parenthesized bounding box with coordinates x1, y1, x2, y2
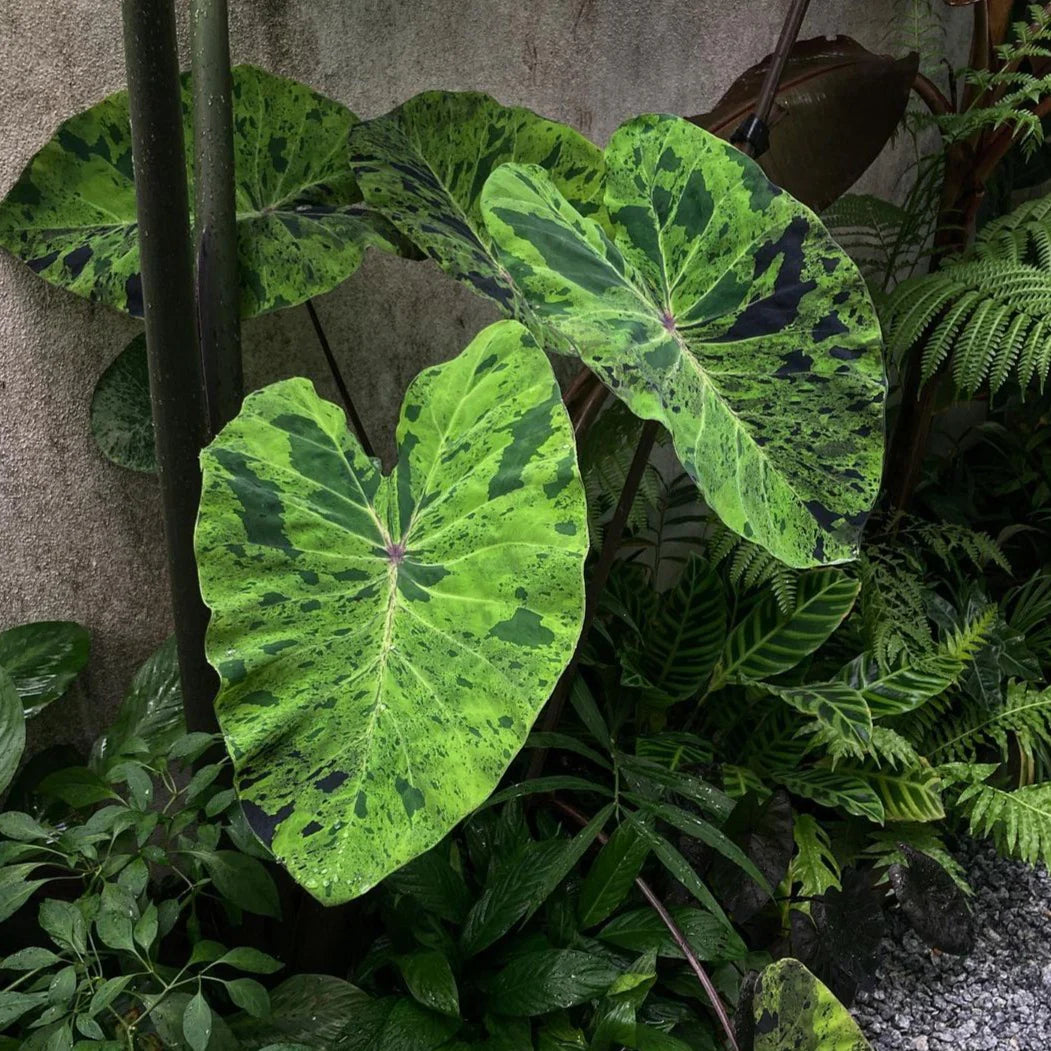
(193, 106, 886, 902)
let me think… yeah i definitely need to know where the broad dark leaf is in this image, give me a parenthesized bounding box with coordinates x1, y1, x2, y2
(693, 37, 919, 211)
(0, 621, 90, 718)
(789, 868, 884, 1004)
(707, 790, 793, 925)
(486, 949, 619, 1016)
(888, 843, 974, 954)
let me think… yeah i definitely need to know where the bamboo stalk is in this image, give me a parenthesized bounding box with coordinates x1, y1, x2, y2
(123, 0, 218, 733)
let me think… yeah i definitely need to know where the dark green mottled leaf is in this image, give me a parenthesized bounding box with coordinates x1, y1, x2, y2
(349, 90, 604, 334)
(196, 320, 588, 902)
(0, 66, 398, 319)
(0, 621, 90, 718)
(482, 115, 885, 567)
(90, 334, 154, 473)
(0, 667, 24, 795)
(752, 958, 872, 1050)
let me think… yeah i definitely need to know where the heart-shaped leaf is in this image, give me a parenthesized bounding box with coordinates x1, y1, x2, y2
(91, 334, 154, 473)
(482, 115, 885, 568)
(693, 37, 919, 212)
(0, 66, 400, 318)
(0, 621, 90, 718)
(196, 319, 588, 902)
(349, 90, 605, 330)
(751, 958, 873, 1051)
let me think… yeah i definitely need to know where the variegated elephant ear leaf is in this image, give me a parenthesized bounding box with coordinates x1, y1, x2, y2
(0, 65, 399, 318)
(752, 958, 873, 1050)
(348, 91, 605, 337)
(481, 115, 886, 568)
(195, 320, 588, 902)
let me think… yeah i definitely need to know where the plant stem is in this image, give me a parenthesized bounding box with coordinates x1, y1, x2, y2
(305, 299, 375, 458)
(527, 420, 659, 778)
(912, 73, 953, 117)
(742, 0, 814, 158)
(549, 797, 740, 1051)
(122, 0, 218, 734)
(191, 0, 243, 432)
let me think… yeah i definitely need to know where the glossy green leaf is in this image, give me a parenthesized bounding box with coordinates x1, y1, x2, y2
(0, 66, 399, 319)
(487, 949, 619, 1016)
(621, 555, 727, 700)
(396, 951, 459, 1018)
(0, 667, 24, 796)
(460, 803, 612, 956)
(201, 851, 281, 918)
(720, 570, 859, 684)
(752, 958, 873, 1051)
(768, 682, 872, 754)
(597, 906, 747, 961)
(91, 635, 183, 771)
(790, 813, 841, 897)
(183, 992, 213, 1051)
(482, 115, 885, 567)
(196, 320, 588, 902)
(0, 621, 90, 718)
(228, 975, 369, 1048)
(90, 334, 154, 473)
(349, 90, 605, 329)
(578, 822, 650, 928)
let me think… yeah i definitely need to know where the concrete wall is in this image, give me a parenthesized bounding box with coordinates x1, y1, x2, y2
(0, 0, 967, 751)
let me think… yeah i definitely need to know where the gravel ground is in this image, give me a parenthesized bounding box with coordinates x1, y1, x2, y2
(853, 840, 1051, 1050)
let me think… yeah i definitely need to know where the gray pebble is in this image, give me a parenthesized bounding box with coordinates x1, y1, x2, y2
(853, 840, 1051, 1050)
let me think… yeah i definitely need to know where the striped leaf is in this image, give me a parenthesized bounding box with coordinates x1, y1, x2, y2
(774, 768, 884, 823)
(768, 682, 873, 754)
(621, 555, 727, 700)
(836, 652, 964, 718)
(482, 115, 885, 567)
(720, 570, 859, 684)
(844, 766, 945, 823)
(195, 320, 588, 902)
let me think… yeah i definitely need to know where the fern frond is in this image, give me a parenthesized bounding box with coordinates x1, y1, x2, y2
(855, 546, 934, 668)
(707, 523, 799, 614)
(864, 824, 971, 893)
(884, 189, 1051, 398)
(956, 779, 1051, 868)
(924, 681, 1051, 767)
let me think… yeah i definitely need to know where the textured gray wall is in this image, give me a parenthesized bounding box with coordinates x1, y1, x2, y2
(0, 0, 967, 750)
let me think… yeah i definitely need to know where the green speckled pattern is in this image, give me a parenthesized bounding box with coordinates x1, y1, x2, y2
(753, 958, 873, 1050)
(482, 115, 886, 567)
(90, 333, 155, 473)
(0, 66, 398, 318)
(195, 320, 588, 902)
(349, 90, 605, 338)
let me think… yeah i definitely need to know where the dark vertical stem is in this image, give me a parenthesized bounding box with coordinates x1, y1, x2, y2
(305, 299, 375, 458)
(742, 0, 813, 157)
(191, 0, 243, 431)
(123, 0, 218, 733)
(549, 797, 739, 1051)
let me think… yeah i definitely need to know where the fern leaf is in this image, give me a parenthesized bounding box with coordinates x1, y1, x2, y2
(956, 780, 1051, 868)
(864, 824, 971, 893)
